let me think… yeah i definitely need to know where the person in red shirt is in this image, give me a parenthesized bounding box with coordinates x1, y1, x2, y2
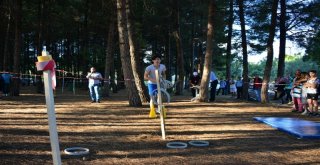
(253, 74, 262, 102)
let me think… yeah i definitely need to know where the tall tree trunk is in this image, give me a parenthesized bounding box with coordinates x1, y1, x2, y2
(172, 0, 185, 95)
(104, 21, 116, 97)
(3, 4, 11, 71)
(277, 0, 286, 78)
(164, 27, 172, 81)
(238, 0, 249, 100)
(172, 31, 184, 95)
(199, 0, 216, 102)
(125, 0, 149, 102)
(80, 0, 89, 74)
(37, 0, 44, 55)
(261, 0, 279, 103)
(226, 0, 234, 81)
(116, 0, 142, 106)
(12, 0, 22, 96)
(104, 0, 116, 97)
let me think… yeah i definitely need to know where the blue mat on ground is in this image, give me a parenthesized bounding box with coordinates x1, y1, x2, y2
(253, 117, 320, 139)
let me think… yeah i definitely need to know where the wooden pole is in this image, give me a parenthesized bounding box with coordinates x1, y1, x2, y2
(62, 72, 64, 93)
(73, 78, 76, 95)
(155, 69, 166, 139)
(43, 70, 62, 165)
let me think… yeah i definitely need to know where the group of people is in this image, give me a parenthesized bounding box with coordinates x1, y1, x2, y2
(16, 53, 315, 118)
(290, 69, 319, 116)
(189, 72, 244, 101)
(0, 71, 12, 98)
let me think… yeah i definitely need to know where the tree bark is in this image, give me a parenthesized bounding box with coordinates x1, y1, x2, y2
(199, 0, 216, 102)
(277, 0, 286, 78)
(226, 0, 234, 81)
(172, 31, 185, 95)
(125, 0, 149, 103)
(104, 0, 116, 97)
(172, 0, 185, 95)
(261, 0, 279, 103)
(238, 0, 249, 100)
(13, 0, 22, 96)
(37, 0, 44, 55)
(3, 3, 11, 71)
(104, 20, 115, 97)
(116, 0, 142, 106)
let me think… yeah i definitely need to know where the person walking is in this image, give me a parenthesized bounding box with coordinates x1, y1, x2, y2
(144, 54, 166, 114)
(216, 79, 226, 95)
(86, 67, 103, 103)
(253, 74, 262, 102)
(275, 77, 287, 104)
(209, 70, 218, 102)
(236, 77, 243, 99)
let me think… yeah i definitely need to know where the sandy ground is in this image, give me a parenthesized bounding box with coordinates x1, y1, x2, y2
(0, 86, 320, 165)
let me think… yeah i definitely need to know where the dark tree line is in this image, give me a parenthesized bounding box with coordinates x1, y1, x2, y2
(0, 0, 319, 105)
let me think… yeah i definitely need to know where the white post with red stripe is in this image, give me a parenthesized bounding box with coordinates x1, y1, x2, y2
(36, 47, 62, 165)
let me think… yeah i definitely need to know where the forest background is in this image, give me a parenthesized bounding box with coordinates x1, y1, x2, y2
(0, 0, 319, 105)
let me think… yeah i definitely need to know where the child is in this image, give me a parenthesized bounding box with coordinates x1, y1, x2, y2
(305, 70, 319, 116)
(229, 79, 237, 98)
(291, 70, 307, 113)
(300, 72, 310, 115)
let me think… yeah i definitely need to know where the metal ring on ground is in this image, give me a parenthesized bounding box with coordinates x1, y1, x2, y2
(64, 147, 90, 156)
(166, 142, 188, 149)
(188, 140, 209, 147)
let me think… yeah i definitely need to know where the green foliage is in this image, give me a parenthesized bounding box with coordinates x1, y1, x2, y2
(0, 0, 319, 80)
(305, 30, 320, 65)
(243, 55, 320, 80)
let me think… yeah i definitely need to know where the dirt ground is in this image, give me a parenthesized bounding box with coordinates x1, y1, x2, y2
(1, 86, 320, 165)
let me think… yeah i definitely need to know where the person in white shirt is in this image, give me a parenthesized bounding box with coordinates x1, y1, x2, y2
(305, 70, 319, 116)
(144, 55, 166, 114)
(209, 70, 218, 102)
(86, 67, 103, 103)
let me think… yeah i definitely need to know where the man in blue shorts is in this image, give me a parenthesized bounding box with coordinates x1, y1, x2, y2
(144, 55, 166, 113)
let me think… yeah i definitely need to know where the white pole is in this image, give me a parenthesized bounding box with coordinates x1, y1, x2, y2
(43, 70, 62, 165)
(155, 69, 166, 140)
(73, 78, 76, 95)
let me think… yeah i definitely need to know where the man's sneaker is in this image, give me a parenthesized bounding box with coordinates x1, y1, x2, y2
(91, 100, 96, 103)
(156, 109, 160, 114)
(97, 100, 100, 103)
(312, 113, 319, 117)
(301, 110, 310, 116)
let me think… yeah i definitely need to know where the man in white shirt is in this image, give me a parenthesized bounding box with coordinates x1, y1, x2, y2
(86, 67, 103, 103)
(210, 70, 218, 102)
